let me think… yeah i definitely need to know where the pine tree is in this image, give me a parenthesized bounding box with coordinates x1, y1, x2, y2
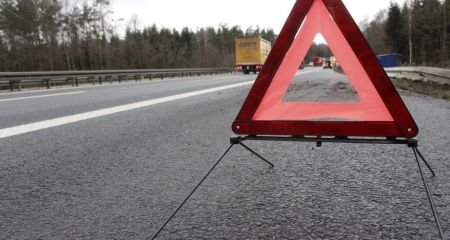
(445, 0, 449, 65)
(385, 2, 408, 56)
(0, 33, 6, 71)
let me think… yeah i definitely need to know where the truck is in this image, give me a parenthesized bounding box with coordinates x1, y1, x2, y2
(330, 56, 337, 68)
(235, 37, 272, 74)
(312, 56, 324, 67)
(323, 58, 332, 69)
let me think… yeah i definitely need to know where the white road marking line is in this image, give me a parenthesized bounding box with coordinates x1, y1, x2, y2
(0, 81, 254, 139)
(0, 91, 85, 102)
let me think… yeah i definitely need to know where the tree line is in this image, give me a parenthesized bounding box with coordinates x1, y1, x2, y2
(0, 0, 276, 72)
(360, 0, 449, 67)
(0, 0, 448, 72)
(304, 43, 332, 63)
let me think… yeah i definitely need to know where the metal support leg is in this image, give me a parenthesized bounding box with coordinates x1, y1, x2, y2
(151, 144, 235, 240)
(415, 148, 436, 177)
(230, 137, 274, 167)
(412, 147, 445, 240)
(239, 142, 274, 168)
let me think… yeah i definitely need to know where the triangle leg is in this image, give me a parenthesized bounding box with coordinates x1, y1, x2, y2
(415, 148, 437, 177)
(239, 142, 274, 168)
(412, 147, 445, 240)
(151, 144, 235, 240)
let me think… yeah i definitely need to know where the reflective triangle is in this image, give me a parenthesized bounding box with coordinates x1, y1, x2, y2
(232, 0, 418, 138)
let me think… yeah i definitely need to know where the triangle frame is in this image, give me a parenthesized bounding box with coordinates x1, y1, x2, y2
(232, 0, 418, 139)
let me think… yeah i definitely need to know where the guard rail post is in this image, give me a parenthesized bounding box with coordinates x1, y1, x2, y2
(9, 80, 14, 92)
(45, 79, 51, 89)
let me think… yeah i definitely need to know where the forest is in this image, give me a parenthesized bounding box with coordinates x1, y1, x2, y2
(0, 0, 449, 72)
(361, 0, 449, 67)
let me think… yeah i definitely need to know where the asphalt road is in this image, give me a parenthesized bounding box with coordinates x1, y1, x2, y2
(0, 69, 449, 239)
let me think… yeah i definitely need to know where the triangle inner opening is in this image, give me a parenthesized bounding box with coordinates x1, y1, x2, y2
(283, 35, 360, 103)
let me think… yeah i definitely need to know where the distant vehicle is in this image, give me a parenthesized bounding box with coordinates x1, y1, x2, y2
(235, 37, 272, 74)
(312, 56, 324, 67)
(330, 56, 337, 68)
(308, 62, 314, 67)
(323, 59, 332, 69)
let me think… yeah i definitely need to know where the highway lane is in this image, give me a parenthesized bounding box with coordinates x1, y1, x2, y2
(0, 68, 449, 239)
(0, 68, 322, 132)
(0, 73, 256, 129)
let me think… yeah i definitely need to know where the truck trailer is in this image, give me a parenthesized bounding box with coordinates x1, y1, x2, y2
(312, 56, 325, 67)
(235, 37, 272, 74)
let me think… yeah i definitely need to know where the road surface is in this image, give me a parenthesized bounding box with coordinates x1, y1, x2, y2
(0, 69, 449, 239)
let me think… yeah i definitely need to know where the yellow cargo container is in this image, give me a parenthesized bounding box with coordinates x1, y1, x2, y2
(235, 37, 272, 74)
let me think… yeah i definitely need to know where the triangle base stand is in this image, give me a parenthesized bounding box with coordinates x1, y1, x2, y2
(151, 136, 445, 240)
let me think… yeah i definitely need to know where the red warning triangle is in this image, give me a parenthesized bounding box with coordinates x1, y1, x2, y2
(232, 0, 418, 138)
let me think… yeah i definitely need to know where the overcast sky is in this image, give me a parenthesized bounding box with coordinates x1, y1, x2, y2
(111, 0, 407, 34)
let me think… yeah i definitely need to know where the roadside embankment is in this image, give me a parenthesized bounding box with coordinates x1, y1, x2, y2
(385, 67, 450, 100)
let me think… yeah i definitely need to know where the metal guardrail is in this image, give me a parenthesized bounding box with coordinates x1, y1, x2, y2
(0, 68, 236, 92)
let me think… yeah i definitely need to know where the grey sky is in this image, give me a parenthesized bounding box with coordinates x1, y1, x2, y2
(111, 0, 406, 33)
